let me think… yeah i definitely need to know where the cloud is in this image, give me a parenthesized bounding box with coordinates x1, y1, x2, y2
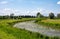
(57, 1, 60, 4)
(0, 8, 27, 15)
(0, 8, 52, 16)
(0, 8, 15, 15)
(0, 1, 8, 4)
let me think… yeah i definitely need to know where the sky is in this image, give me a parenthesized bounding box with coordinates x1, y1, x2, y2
(0, 0, 60, 16)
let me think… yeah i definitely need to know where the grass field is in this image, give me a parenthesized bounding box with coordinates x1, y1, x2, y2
(0, 18, 60, 39)
(0, 18, 45, 39)
(0, 18, 40, 39)
(36, 18, 60, 29)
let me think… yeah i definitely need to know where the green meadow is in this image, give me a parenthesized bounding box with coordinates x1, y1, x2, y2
(35, 18, 60, 29)
(0, 18, 45, 39)
(0, 18, 60, 39)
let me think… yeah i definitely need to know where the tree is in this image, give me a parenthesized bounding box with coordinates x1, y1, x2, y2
(18, 16, 22, 19)
(10, 13, 14, 19)
(3, 15, 9, 19)
(37, 12, 44, 18)
(49, 12, 54, 19)
(37, 12, 40, 18)
(57, 13, 60, 18)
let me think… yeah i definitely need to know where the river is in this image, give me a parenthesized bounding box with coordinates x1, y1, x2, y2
(13, 21, 60, 37)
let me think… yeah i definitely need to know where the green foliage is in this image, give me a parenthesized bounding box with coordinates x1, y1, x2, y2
(49, 12, 55, 19)
(37, 12, 40, 18)
(45, 36, 49, 39)
(18, 16, 22, 19)
(36, 12, 44, 18)
(57, 13, 60, 18)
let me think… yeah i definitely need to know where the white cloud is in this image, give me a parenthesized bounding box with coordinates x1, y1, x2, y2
(0, 1, 8, 4)
(57, 1, 60, 4)
(0, 8, 52, 16)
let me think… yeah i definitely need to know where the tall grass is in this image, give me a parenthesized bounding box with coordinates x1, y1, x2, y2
(0, 18, 60, 39)
(35, 18, 60, 29)
(0, 18, 39, 39)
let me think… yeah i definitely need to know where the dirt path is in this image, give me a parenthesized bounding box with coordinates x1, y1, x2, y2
(13, 21, 60, 37)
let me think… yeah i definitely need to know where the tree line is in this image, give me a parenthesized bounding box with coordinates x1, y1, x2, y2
(0, 12, 60, 19)
(37, 12, 60, 19)
(0, 13, 36, 19)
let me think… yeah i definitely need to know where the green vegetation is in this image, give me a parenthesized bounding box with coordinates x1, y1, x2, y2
(35, 18, 60, 29)
(0, 18, 38, 39)
(0, 18, 59, 39)
(0, 11, 60, 39)
(49, 12, 55, 19)
(57, 13, 60, 18)
(35, 12, 60, 29)
(36, 12, 44, 18)
(0, 18, 50, 39)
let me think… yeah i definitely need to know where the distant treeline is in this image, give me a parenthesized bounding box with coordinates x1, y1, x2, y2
(0, 15, 36, 19)
(19, 15, 36, 18)
(37, 12, 60, 19)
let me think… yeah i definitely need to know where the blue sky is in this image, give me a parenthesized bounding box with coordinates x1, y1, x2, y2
(0, 0, 60, 16)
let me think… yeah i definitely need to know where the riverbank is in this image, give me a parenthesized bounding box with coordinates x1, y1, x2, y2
(0, 18, 60, 39)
